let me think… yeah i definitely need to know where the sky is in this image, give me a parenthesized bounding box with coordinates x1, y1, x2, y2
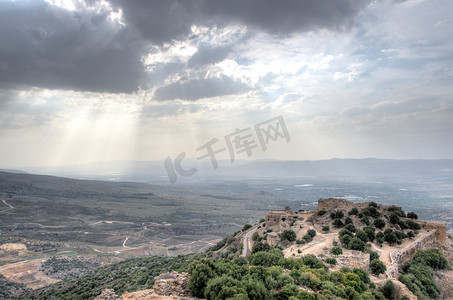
(0, 0, 452, 169)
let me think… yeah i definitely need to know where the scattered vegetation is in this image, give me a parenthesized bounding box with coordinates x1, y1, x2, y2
(189, 246, 382, 300)
(399, 248, 450, 299)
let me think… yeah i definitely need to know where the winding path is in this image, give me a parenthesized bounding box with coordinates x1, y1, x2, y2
(0, 199, 14, 213)
(242, 226, 258, 256)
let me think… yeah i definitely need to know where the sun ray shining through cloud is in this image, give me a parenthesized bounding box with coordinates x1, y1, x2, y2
(0, 0, 452, 169)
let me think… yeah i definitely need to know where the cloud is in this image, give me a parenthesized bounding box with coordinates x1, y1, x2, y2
(0, 0, 145, 93)
(0, 0, 371, 94)
(198, 0, 371, 35)
(187, 43, 232, 68)
(153, 75, 251, 101)
(112, 0, 371, 42)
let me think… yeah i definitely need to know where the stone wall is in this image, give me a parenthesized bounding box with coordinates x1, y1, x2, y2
(423, 220, 447, 243)
(317, 198, 355, 211)
(385, 231, 437, 278)
(153, 272, 192, 297)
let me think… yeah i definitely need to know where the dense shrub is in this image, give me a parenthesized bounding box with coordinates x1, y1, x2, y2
(406, 220, 421, 230)
(330, 246, 343, 256)
(242, 224, 252, 231)
(339, 233, 353, 246)
(407, 212, 418, 219)
(355, 229, 369, 243)
(281, 230, 297, 242)
(387, 205, 406, 217)
(344, 223, 356, 233)
(369, 251, 379, 261)
(252, 242, 271, 253)
(325, 258, 337, 265)
(349, 207, 359, 216)
(384, 231, 398, 245)
(379, 280, 395, 300)
(363, 226, 376, 242)
(362, 207, 381, 218)
(307, 229, 316, 238)
(370, 259, 386, 275)
(317, 209, 327, 216)
(373, 219, 386, 229)
(333, 219, 344, 228)
(322, 226, 330, 232)
(361, 217, 371, 226)
(398, 248, 449, 299)
(389, 213, 400, 224)
(348, 237, 366, 251)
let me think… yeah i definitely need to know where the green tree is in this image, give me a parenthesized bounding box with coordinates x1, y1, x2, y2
(379, 280, 395, 300)
(242, 224, 252, 232)
(349, 207, 359, 216)
(252, 242, 270, 253)
(241, 278, 268, 300)
(370, 259, 386, 276)
(344, 223, 356, 233)
(204, 275, 242, 300)
(189, 263, 215, 298)
(307, 229, 316, 238)
(364, 226, 376, 242)
(251, 232, 259, 241)
(369, 251, 379, 261)
(407, 212, 418, 219)
(325, 258, 337, 265)
(356, 229, 369, 243)
(339, 233, 353, 246)
(322, 226, 330, 232)
(335, 211, 344, 219)
(384, 232, 398, 245)
(348, 237, 366, 252)
(281, 230, 297, 242)
(333, 219, 344, 228)
(330, 246, 343, 256)
(389, 213, 400, 224)
(374, 219, 386, 229)
(273, 284, 298, 300)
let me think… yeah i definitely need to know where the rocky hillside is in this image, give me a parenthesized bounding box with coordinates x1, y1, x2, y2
(13, 199, 453, 300)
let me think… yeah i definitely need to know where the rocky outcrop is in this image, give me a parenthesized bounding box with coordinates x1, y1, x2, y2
(317, 198, 356, 211)
(267, 232, 281, 246)
(153, 272, 192, 297)
(95, 289, 119, 300)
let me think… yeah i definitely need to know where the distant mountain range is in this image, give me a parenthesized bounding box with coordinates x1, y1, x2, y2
(18, 158, 453, 184)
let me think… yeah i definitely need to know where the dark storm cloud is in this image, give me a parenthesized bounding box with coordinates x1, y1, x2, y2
(0, 0, 145, 93)
(0, 0, 370, 94)
(153, 76, 251, 101)
(112, 0, 370, 42)
(198, 0, 371, 35)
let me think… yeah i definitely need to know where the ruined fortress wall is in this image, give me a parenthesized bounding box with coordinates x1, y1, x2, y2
(386, 230, 437, 278)
(423, 220, 447, 243)
(316, 198, 355, 211)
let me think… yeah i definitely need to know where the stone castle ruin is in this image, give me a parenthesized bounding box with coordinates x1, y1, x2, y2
(264, 198, 447, 277)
